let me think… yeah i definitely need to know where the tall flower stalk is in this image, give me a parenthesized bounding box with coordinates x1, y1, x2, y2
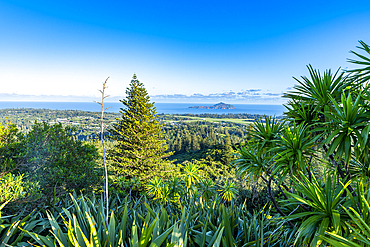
(95, 77, 110, 226)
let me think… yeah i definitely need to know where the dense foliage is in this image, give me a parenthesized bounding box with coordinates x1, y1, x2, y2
(163, 121, 247, 154)
(231, 40, 370, 246)
(0, 121, 101, 212)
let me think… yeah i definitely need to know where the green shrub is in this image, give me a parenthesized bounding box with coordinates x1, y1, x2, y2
(20, 121, 101, 197)
(0, 121, 22, 173)
(0, 173, 41, 204)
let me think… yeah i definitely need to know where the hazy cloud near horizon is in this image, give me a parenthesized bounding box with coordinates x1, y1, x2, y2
(0, 89, 286, 104)
(150, 89, 285, 103)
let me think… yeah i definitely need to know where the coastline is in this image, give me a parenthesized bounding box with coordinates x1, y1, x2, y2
(0, 101, 285, 116)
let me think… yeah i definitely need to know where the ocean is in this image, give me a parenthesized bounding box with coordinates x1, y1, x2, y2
(0, 102, 286, 116)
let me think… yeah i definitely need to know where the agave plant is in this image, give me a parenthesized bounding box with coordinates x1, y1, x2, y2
(23, 194, 177, 247)
(0, 200, 50, 246)
(18, 190, 281, 247)
(22, 193, 230, 247)
(205, 201, 276, 247)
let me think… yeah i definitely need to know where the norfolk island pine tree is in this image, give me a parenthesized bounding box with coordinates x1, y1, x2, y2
(108, 74, 172, 184)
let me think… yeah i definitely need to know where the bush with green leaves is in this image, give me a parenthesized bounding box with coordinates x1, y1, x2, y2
(0, 172, 41, 205)
(20, 121, 101, 197)
(0, 121, 23, 173)
(0, 121, 43, 211)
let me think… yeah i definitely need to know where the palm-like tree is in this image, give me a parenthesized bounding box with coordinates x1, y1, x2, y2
(321, 182, 370, 246)
(235, 115, 284, 176)
(249, 115, 284, 152)
(284, 171, 352, 246)
(183, 162, 201, 199)
(146, 177, 163, 201)
(233, 115, 292, 218)
(350, 152, 370, 182)
(283, 64, 350, 117)
(168, 177, 185, 203)
(218, 180, 238, 203)
(347, 40, 370, 85)
(284, 99, 318, 127)
(271, 122, 320, 184)
(232, 143, 270, 183)
(197, 177, 216, 203)
(283, 61, 370, 189)
(322, 92, 370, 167)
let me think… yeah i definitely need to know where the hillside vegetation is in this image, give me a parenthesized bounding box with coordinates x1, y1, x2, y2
(1, 40, 370, 246)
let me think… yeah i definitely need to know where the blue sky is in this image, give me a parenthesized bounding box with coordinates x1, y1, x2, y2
(1, 0, 370, 104)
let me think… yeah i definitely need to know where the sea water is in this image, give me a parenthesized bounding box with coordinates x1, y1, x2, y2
(0, 102, 286, 116)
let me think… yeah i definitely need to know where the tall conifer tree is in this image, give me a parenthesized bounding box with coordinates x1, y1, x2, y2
(221, 134, 233, 165)
(109, 74, 170, 181)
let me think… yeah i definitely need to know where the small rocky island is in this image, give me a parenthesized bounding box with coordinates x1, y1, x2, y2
(189, 102, 235, 109)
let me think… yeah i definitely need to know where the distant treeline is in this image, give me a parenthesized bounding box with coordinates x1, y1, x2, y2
(162, 121, 247, 154)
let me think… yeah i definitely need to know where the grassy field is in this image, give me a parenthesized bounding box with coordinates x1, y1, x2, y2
(162, 115, 253, 124)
